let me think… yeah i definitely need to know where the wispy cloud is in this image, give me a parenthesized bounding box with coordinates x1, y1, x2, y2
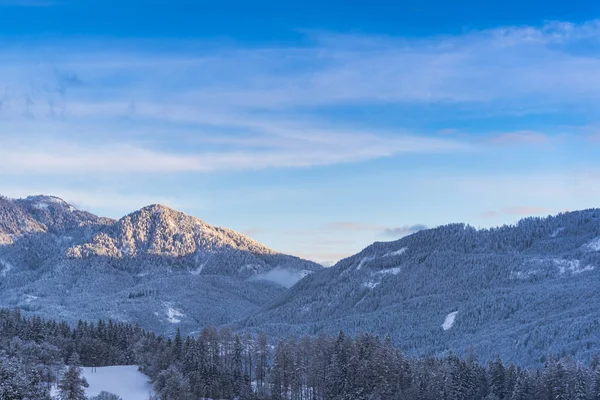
(3, 20, 600, 121)
(0, 20, 599, 178)
(325, 222, 386, 232)
(326, 221, 428, 238)
(3, 19, 600, 261)
(489, 131, 552, 145)
(382, 224, 428, 238)
(0, 130, 466, 174)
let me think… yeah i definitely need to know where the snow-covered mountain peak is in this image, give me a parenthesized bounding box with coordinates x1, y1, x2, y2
(24, 195, 71, 208)
(137, 203, 177, 215)
(0, 193, 322, 335)
(67, 203, 279, 259)
(0, 195, 112, 244)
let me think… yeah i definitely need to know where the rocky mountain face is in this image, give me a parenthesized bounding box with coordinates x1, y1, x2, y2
(0, 195, 321, 335)
(240, 210, 600, 366)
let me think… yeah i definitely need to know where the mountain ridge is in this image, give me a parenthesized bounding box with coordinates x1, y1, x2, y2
(0, 194, 321, 335)
(3, 194, 600, 366)
(66, 202, 278, 260)
(239, 209, 600, 366)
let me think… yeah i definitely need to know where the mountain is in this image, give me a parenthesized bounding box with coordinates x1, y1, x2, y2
(240, 210, 600, 366)
(0, 195, 321, 335)
(4, 194, 600, 366)
(0, 195, 112, 244)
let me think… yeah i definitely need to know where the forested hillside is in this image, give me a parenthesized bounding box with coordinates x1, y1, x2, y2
(0, 195, 321, 335)
(242, 210, 600, 366)
(2, 308, 600, 400)
(3, 194, 600, 367)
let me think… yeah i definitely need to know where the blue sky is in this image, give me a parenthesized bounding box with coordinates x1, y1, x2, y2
(2, 1, 600, 262)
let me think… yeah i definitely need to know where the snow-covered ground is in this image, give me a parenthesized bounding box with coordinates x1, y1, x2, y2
(442, 311, 458, 331)
(356, 256, 374, 270)
(51, 366, 153, 400)
(377, 267, 402, 275)
(554, 259, 595, 275)
(550, 228, 565, 238)
(584, 237, 600, 251)
(0, 259, 13, 277)
(83, 366, 154, 400)
(163, 302, 184, 324)
(383, 247, 408, 257)
(363, 280, 380, 289)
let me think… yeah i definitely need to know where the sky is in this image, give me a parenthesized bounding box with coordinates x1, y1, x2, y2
(2, 0, 600, 263)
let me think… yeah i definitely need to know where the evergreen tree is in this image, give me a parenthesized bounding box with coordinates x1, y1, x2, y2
(89, 391, 123, 400)
(592, 369, 600, 400)
(326, 331, 350, 400)
(574, 366, 589, 400)
(57, 353, 89, 400)
(489, 357, 507, 400)
(0, 355, 50, 400)
(172, 328, 182, 361)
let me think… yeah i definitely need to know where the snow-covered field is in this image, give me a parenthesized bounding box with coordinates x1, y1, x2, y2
(62, 366, 154, 400)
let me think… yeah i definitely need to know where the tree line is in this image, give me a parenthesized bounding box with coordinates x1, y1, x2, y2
(1, 308, 600, 400)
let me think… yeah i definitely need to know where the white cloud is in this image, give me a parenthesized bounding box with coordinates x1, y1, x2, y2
(0, 121, 467, 174)
(2, 20, 600, 121)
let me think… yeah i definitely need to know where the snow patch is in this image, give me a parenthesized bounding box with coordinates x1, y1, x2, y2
(363, 280, 380, 289)
(584, 237, 600, 251)
(356, 256, 374, 270)
(163, 303, 184, 324)
(32, 202, 50, 210)
(550, 228, 565, 238)
(554, 259, 595, 275)
(442, 311, 458, 331)
(377, 267, 402, 275)
(383, 247, 407, 257)
(24, 294, 38, 303)
(0, 259, 13, 277)
(190, 262, 206, 276)
(28, 196, 68, 210)
(43, 196, 65, 204)
(573, 265, 595, 274)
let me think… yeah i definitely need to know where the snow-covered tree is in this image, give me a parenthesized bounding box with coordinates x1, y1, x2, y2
(155, 365, 192, 400)
(89, 391, 123, 400)
(57, 354, 89, 400)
